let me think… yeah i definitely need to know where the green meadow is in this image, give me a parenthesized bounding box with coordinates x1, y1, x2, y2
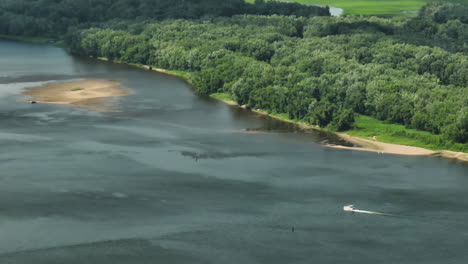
(210, 93, 236, 102)
(247, 0, 468, 15)
(345, 115, 468, 152)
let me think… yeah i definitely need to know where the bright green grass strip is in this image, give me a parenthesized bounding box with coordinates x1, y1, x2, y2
(270, 112, 290, 120)
(164, 70, 193, 81)
(115, 60, 193, 82)
(266, 112, 319, 128)
(210, 92, 235, 101)
(345, 115, 468, 152)
(287, 0, 428, 15)
(247, 0, 468, 16)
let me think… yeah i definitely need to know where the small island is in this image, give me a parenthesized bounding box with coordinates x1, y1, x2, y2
(22, 80, 130, 111)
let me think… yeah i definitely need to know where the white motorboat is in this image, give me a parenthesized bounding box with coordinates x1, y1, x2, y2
(343, 205, 391, 216)
(343, 205, 356, 212)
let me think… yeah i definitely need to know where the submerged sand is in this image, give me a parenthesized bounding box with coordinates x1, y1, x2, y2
(22, 80, 130, 111)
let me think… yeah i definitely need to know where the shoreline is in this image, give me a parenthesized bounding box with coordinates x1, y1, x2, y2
(94, 57, 468, 162)
(97, 57, 193, 82)
(211, 97, 468, 162)
(331, 133, 436, 156)
(0, 34, 66, 48)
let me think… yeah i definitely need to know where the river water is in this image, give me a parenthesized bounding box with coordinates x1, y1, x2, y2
(0, 40, 467, 264)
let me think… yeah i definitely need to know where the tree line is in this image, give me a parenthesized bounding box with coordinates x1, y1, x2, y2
(0, 0, 329, 37)
(0, 1, 467, 144)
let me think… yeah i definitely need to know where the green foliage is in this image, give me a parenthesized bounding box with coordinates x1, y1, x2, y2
(1, 1, 467, 150)
(210, 93, 235, 102)
(329, 108, 355, 131)
(61, 6, 467, 145)
(419, 1, 468, 23)
(0, 0, 329, 37)
(247, 0, 468, 16)
(163, 70, 193, 81)
(346, 115, 468, 152)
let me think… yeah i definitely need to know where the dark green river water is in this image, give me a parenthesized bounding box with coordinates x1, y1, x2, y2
(0, 40, 467, 264)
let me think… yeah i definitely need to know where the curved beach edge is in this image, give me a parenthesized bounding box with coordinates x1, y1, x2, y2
(328, 133, 468, 162)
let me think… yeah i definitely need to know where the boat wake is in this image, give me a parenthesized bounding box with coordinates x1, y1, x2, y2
(343, 205, 393, 216)
(343, 205, 468, 225)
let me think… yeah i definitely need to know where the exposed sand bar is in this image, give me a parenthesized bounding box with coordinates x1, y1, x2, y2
(329, 134, 436, 156)
(22, 80, 130, 111)
(328, 133, 468, 162)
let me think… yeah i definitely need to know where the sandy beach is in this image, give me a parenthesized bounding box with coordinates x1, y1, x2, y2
(22, 80, 130, 111)
(328, 134, 468, 162)
(329, 134, 436, 156)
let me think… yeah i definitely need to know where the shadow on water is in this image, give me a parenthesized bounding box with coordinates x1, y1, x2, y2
(226, 106, 352, 147)
(174, 150, 271, 161)
(0, 238, 203, 264)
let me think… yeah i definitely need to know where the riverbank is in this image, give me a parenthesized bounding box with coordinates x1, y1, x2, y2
(90, 57, 468, 162)
(0, 34, 65, 47)
(22, 80, 130, 111)
(0, 34, 52, 44)
(331, 134, 435, 155)
(331, 134, 468, 162)
(209, 93, 468, 162)
(97, 58, 194, 84)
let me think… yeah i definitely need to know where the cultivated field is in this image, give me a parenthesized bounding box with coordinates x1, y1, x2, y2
(248, 0, 468, 15)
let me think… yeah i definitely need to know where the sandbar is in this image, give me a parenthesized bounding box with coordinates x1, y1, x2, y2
(327, 133, 468, 162)
(22, 80, 130, 111)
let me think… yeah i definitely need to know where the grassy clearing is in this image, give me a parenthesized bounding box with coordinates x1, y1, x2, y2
(163, 70, 193, 81)
(247, 0, 468, 15)
(210, 92, 235, 102)
(265, 112, 319, 128)
(345, 115, 468, 152)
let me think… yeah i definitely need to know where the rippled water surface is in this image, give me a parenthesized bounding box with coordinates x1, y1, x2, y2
(0, 40, 467, 264)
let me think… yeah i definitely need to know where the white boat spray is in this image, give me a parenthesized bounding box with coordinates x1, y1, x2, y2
(343, 205, 393, 216)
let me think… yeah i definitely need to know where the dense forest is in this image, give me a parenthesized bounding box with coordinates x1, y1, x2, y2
(0, 0, 328, 36)
(0, 0, 467, 147)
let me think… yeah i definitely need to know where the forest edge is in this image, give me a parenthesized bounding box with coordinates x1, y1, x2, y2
(131, 59, 467, 162)
(2, 36, 466, 163)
